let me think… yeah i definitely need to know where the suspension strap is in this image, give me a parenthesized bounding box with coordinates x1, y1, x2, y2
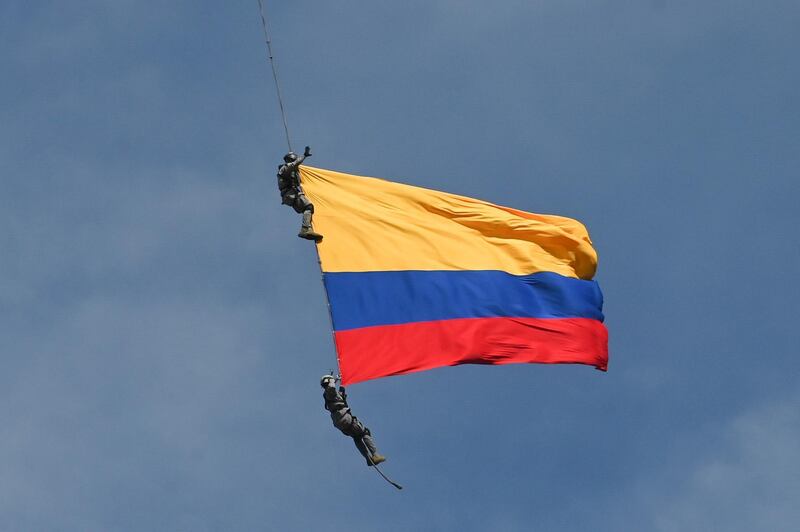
(256, 0, 293, 152)
(362, 438, 403, 491)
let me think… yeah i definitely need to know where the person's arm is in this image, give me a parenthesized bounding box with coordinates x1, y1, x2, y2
(323, 386, 336, 401)
(323, 379, 341, 402)
(285, 146, 312, 171)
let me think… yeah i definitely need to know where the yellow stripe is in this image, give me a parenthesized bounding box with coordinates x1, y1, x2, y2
(300, 166, 598, 279)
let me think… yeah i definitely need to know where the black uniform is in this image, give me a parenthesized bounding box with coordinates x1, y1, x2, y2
(277, 148, 322, 242)
(277, 158, 313, 214)
(323, 385, 380, 464)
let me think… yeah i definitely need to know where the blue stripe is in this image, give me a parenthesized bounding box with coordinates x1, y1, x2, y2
(324, 270, 604, 331)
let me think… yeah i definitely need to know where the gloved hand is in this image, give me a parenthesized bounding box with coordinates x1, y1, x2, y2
(303, 146, 312, 157)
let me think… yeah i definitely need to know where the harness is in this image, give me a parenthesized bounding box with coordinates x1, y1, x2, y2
(277, 164, 301, 195)
(323, 386, 350, 414)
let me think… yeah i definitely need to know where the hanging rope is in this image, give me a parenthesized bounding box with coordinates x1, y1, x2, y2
(255, 6, 401, 490)
(363, 437, 404, 490)
(314, 244, 343, 378)
(256, 0, 293, 152)
(255, 2, 341, 375)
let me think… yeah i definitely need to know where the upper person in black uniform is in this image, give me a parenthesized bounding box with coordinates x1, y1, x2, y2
(277, 146, 323, 242)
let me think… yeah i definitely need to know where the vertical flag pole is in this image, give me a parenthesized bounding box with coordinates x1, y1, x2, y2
(313, 243, 344, 380)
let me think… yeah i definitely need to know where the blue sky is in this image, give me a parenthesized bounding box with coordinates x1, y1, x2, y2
(2, 1, 799, 530)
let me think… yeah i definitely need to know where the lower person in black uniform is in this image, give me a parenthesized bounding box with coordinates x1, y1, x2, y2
(321, 374, 386, 466)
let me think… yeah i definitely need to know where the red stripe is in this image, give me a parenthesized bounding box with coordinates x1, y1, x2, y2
(335, 317, 609, 385)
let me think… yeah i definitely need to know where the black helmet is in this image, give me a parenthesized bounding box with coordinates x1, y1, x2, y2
(283, 152, 298, 163)
(320, 374, 336, 387)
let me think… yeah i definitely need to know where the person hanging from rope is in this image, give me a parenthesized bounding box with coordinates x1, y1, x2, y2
(321, 374, 386, 466)
(277, 146, 323, 242)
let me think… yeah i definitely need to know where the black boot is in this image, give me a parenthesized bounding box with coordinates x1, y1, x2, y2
(368, 453, 386, 466)
(298, 226, 323, 242)
(298, 211, 323, 242)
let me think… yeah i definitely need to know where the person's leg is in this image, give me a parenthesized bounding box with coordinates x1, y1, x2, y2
(296, 197, 322, 241)
(333, 412, 354, 435)
(350, 420, 386, 466)
(352, 437, 371, 461)
(361, 428, 378, 456)
(345, 419, 372, 464)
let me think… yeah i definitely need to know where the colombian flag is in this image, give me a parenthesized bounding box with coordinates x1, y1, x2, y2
(301, 167, 608, 385)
